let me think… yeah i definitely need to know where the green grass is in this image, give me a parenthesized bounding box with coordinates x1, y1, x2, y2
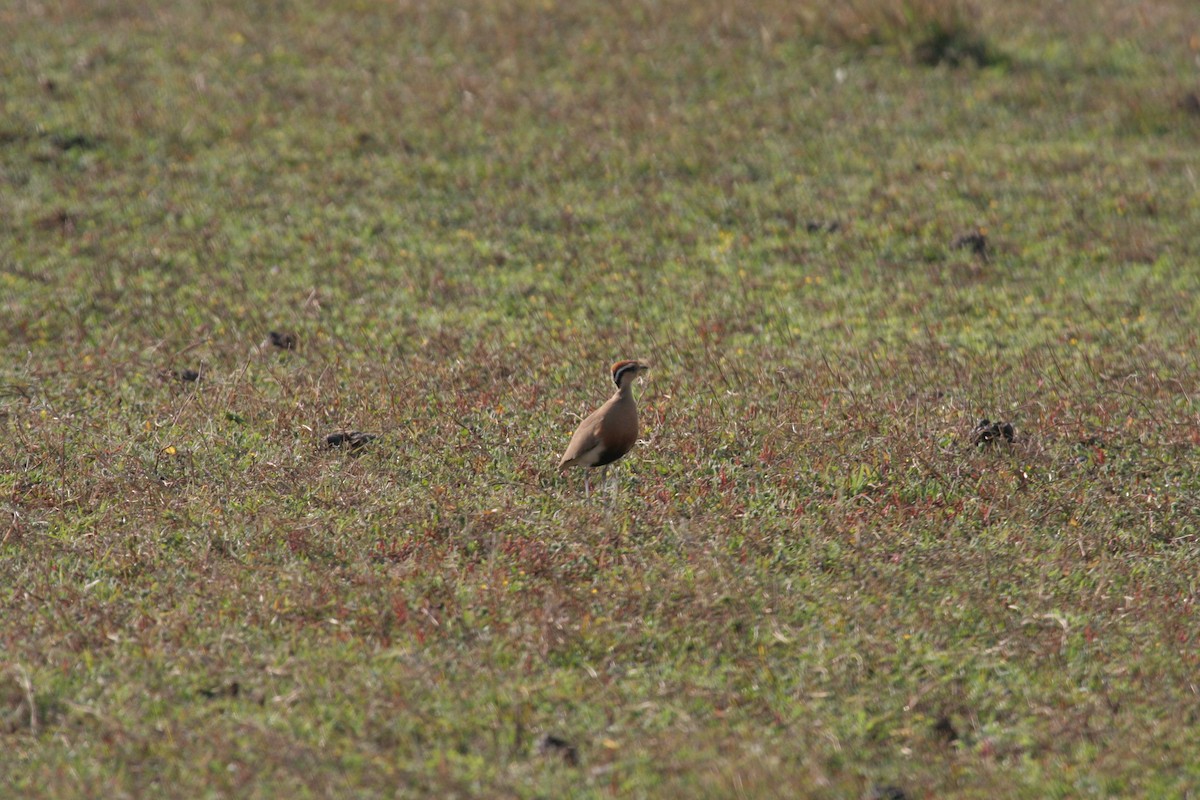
(3, 0, 1200, 796)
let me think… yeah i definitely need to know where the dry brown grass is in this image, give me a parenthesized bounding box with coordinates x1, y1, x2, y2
(3, 0, 1200, 796)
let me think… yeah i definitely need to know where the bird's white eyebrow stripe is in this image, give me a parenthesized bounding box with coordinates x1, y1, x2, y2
(613, 363, 638, 383)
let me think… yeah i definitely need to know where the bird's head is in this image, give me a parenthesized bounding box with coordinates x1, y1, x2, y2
(611, 359, 650, 388)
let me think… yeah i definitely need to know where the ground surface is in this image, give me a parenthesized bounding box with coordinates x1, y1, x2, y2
(3, 1, 1200, 797)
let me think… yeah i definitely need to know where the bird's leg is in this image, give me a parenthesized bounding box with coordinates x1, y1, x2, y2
(584, 471, 591, 497)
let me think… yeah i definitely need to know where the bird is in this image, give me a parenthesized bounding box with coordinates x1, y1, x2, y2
(558, 359, 650, 494)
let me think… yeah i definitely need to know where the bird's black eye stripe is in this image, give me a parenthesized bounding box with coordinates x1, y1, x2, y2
(613, 363, 637, 385)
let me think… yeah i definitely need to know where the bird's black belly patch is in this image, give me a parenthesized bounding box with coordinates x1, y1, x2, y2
(590, 448, 625, 468)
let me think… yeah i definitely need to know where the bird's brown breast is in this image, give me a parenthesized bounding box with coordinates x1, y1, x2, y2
(596, 395, 637, 462)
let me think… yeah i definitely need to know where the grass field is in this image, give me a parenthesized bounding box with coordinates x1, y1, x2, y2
(3, 0, 1200, 796)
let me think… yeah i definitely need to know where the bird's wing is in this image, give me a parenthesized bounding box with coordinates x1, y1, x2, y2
(558, 407, 606, 468)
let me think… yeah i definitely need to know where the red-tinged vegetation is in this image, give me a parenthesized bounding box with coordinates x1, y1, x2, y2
(3, 0, 1200, 797)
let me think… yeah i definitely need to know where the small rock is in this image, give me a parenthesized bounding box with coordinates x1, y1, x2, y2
(268, 330, 297, 351)
(50, 133, 100, 151)
(951, 229, 989, 258)
(536, 733, 579, 766)
(971, 418, 1015, 446)
(932, 714, 958, 743)
(867, 785, 909, 800)
(34, 209, 77, 233)
(323, 431, 377, 452)
(198, 681, 241, 700)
